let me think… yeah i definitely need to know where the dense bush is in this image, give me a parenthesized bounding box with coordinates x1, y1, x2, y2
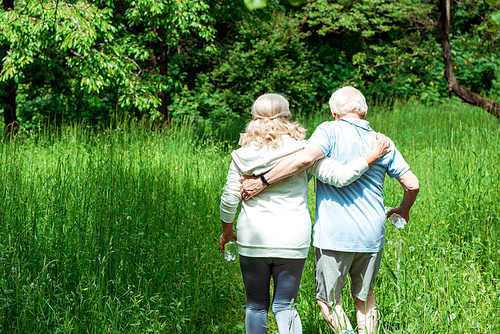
(169, 10, 319, 130)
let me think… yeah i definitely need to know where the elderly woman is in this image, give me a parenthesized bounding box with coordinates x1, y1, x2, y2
(219, 93, 388, 334)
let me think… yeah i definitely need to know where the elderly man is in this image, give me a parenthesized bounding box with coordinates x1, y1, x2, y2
(240, 86, 419, 334)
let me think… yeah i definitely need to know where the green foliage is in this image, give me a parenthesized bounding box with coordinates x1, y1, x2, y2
(480, 0, 500, 31)
(169, 9, 319, 132)
(0, 0, 150, 124)
(0, 1, 116, 86)
(243, 0, 308, 11)
(0, 0, 217, 126)
(305, 0, 434, 78)
(244, 0, 268, 11)
(365, 34, 500, 103)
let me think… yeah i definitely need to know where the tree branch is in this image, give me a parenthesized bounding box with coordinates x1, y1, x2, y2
(438, 0, 500, 119)
(213, 40, 234, 70)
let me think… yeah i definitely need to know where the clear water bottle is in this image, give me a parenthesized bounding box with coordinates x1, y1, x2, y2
(384, 207, 407, 229)
(224, 239, 237, 261)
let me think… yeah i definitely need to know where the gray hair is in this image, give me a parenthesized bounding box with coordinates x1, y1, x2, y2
(239, 93, 305, 148)
(251, 93, 291, 120)
(329, 86, 367, 117)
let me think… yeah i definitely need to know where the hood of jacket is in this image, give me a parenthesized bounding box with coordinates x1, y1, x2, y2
(231, 135, 306, 175)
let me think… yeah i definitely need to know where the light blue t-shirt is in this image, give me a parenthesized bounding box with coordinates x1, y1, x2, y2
(308, 118, 410, 252)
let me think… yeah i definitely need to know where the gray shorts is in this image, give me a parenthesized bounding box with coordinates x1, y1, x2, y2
(314, 247, 383, 304)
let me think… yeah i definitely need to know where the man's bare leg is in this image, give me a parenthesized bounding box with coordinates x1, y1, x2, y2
(354, 290, 377, 334)
(317, 299, 353, 333)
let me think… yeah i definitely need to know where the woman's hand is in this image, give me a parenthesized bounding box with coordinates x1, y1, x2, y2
(372, 132, 391, 158)
(362, 133, 391, 166)
(219, 230, 237, 253)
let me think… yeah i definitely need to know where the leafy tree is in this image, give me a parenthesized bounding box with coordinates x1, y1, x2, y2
(119, 0, 216, 121)
(0, 0, 217, 131)
(0, 0, 139, 130)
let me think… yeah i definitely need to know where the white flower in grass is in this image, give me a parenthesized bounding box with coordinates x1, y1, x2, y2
(416, 296, 422, 302)
(11, 267, 17, 274)
(127, 216, 132, 220)
(409, 246, 415, 252)
(448, 313, 456, 321)
(192, 202, 196, 206)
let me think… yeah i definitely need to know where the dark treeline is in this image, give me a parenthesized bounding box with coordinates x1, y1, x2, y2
(0, 0, 499, 133)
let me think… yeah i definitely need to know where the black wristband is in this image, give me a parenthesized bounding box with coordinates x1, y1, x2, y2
(259, 173, 271, 186)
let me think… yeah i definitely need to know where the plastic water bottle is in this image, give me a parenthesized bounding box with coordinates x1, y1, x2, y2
(224, 239, 237, 261)
(384, 207, 407, 229)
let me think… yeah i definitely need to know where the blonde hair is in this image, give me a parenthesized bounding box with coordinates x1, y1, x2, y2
(239, 93, 306, 148)
(329, 86, 368, 117)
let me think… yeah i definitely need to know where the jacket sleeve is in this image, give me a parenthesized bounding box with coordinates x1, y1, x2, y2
(220, 160, 243, 224)
(307, 157, 369, 187)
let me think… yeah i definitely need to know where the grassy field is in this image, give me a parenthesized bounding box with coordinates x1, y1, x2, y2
(0, 100, 499, 333)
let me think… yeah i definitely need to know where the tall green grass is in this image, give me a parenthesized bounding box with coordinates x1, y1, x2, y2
(0, 121, 243, 332)
(0, 101, 499, 333)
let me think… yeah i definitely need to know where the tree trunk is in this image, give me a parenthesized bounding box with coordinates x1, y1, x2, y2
(438, 0, 500, 119)
(3, 80, 18, 134)
(2, 0, 19, 134)
(157, 89, 170, 122)
(146, 31, 171, 122)
(156, 27, 171, 122)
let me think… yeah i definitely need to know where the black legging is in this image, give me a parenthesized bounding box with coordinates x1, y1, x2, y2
(239, 255, 306, 334)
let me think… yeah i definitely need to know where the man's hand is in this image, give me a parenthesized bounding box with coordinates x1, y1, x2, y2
(389, 170, 419, 223)
(240, 175, 264, 201)
(386, 206, 410, 223)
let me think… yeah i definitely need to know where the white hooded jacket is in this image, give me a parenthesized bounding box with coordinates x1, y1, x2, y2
(220, 136, 368, 258)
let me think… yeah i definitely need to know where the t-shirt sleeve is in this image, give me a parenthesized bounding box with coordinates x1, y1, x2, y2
(386, 141, 410, 178)
(308, 122, 333, 156)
